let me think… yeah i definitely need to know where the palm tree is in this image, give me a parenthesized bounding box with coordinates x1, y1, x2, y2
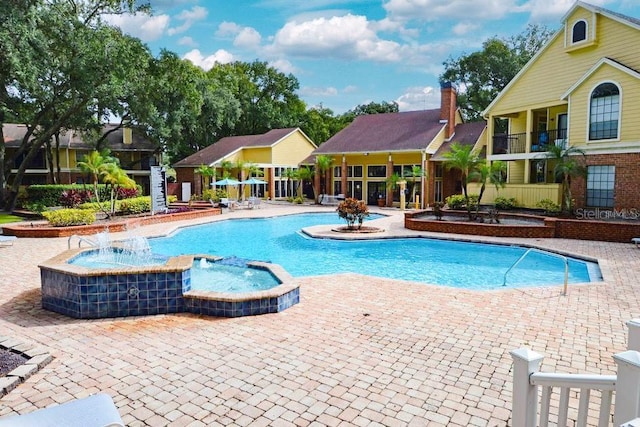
(218, 160, 234, 179)
(385, 172, 402, 207)
(77, 150, 111, 213)
(470, 161, 506, 219)
(295, 166, 315, 201)
(194, 164, 215, 195)
(406, 165, 425, 205)
(102, 163, 136, 215)
(283, 168, 297, 198)
(544, 144, 586, 214)
(315, 155, 334, 203)
(442, 142, 482, 219)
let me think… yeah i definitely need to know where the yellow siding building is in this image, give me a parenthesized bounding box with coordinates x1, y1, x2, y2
(483, 1, 640, 210)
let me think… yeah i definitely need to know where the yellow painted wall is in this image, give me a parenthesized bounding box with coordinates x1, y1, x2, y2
(272, 131, 316, 165)
(509, 114, 527, 134)
(242, 147, 272, 164)
(508, 161, 525, 183)
(489, 9, 640, 115)
(467, 183, 562, 208)
(567, 65, 640, 146)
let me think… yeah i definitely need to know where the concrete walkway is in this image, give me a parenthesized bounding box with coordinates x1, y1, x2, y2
(0, 204, 638, 426)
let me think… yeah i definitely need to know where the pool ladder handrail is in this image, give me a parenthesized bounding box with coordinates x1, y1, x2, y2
(502, 247, 569, 295)
(68, 234, 98, 250)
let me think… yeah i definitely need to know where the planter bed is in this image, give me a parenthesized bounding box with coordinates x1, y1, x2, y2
(2, 208, 221, 238)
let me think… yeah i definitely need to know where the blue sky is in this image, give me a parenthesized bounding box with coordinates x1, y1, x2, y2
(105, 0, 640, 114)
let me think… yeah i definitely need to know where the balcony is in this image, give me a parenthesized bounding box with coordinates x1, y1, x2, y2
(492, 129, 567, 155)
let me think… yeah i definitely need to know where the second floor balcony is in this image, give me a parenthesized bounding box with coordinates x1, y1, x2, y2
(492, 129, 567, 155)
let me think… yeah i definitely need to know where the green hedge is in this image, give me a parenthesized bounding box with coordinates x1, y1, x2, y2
(445, 194, 478, 210)
(27, 184, 143, 207)
(42, 209, 96, 226)
(119, 196, 151, 215)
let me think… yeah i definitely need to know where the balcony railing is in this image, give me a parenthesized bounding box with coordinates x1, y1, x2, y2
(492, 129, 567, 155)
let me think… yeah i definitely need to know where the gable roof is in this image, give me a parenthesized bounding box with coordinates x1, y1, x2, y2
(483, 1, 640, 117)
(2, 123, 157, 152)
(313, 110, 446, 154)
(431, 122, 487, 161)
(173, 128, 309, 167)
(561, 57, 640, 99)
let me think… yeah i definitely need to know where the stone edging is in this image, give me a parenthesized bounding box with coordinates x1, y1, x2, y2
(0, 336, 53, 398)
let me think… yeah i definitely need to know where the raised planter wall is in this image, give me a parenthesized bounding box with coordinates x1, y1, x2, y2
(405, 210, 640, 243)
(3, 208, 221, 238)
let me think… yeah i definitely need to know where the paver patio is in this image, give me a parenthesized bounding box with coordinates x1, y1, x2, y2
(0, 204, 637, 426)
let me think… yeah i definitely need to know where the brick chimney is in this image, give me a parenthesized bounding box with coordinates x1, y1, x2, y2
(440, 82, 457, 139)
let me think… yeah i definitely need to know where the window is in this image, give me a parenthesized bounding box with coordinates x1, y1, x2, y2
(572, 20, 587, 43)
(589, 83, 619, 140)
(334, 166, 341, 177)
(367, 165, 386, 178)
(587, 165, 615, 208)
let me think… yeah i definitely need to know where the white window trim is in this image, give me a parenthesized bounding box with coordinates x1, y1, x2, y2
(586, 81, 622, 143)
(571, 19, 588, 44)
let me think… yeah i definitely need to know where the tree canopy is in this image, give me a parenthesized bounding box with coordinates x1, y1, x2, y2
(440, 24, 554, 121)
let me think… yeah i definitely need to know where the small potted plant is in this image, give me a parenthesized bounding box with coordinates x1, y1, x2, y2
(377, 193, 385, 207)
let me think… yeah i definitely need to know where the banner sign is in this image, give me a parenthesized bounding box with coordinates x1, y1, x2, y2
(150, 166, 167, 214)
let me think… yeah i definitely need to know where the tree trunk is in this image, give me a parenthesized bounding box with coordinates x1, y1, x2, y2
(7, 140, 44, 212)
(55, 133, 61, 184)
(0, 124, 5, 209)
(45, 138, 55, 184)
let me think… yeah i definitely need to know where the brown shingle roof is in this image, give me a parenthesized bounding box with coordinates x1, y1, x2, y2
(313, 110, 446, 154)
(2, 123, 157, 152)
(173, 128, 300, 167)
(431, 121, 487, 161)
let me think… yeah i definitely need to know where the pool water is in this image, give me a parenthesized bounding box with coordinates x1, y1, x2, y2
(148, 213, 599, 290)
(191, 259, 280, 293)
(69, 250, 168, 269)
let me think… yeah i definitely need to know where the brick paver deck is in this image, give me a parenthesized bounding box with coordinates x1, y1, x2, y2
(0, 204, 637, 426)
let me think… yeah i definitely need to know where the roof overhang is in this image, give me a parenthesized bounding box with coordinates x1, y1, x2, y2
(561, 57, 640, 99)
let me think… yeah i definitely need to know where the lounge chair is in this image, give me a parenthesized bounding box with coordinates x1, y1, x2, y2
(248, 197, 261, 209)
(0, 393, 124, 427)
(0, 236, 16, 247)
(633, 237, 640, 247)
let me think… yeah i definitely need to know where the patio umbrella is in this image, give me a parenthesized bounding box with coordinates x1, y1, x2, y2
(213, 178, 240, 199)
(241, 178, 268, 198)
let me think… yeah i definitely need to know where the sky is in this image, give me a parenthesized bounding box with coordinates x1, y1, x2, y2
(105, 0, 640, 114)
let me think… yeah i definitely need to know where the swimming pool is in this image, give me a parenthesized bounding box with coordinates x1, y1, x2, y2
(149, 213, 598, 290)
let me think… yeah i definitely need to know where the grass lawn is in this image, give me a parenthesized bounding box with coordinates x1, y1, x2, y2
(0, 213, 24, 224)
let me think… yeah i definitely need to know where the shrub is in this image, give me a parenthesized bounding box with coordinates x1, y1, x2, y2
(60, 189, 93, 208)
(494, 196, 518, 210)
(117, 187, 139, 199)
(445, 194, 478, 210)
(536, 198, 561, 215)
(337, 197, 369, 230)
(168, 195, 178, 204)
(78, 201, 110, 212)
(202, 188, 226, 202)
(119, 196, 151, 215)
(42, 209, 96, 226)
(25, 202, 48, 214)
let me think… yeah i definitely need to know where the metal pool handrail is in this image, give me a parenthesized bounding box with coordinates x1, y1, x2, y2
(68, 234, 98, 249)
(502, 247, 569, 294)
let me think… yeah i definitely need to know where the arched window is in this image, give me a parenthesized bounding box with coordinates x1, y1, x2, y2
(572, 20, 587, 43)
(589, 82, 620, 140)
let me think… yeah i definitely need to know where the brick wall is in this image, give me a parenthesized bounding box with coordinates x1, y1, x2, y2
(571, 153, 640, 210)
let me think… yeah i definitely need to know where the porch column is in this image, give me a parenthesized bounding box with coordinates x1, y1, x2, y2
(268, 168, 275, 200)
(421, 151, 428, 209)
(524, 109, 533, 184)
(341, 155, 347, 196)
(386, 154, 393, 207)
(314, 161, 320, 201)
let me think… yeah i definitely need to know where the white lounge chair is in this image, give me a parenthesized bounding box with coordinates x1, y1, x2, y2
(0, 236, 16, 247)
(0, 393, 124, 427)
(632, 237, 640, 247)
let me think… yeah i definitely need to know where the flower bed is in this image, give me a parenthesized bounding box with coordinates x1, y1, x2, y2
(2, 208, 222, 238)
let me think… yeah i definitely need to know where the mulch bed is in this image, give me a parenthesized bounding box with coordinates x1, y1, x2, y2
(0, 349, 27, 377)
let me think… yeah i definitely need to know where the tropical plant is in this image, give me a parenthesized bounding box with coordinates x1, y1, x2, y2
(442, 142, 482, 219)
(406, 165, 425, 204)
(315, 155, 334, 203)
(536, 198, 561, 215)
(194, 164, 215, 194)
(283, 168, 297, 199)
(494, 196, 518, 210)
(543, 144, 586, 214)
(470, 160, 507, 220)
(295, 166, 315, 201)
(337, 198, 369, 230)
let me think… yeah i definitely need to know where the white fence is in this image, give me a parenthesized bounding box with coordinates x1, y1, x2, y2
(511, 319, 640, 426)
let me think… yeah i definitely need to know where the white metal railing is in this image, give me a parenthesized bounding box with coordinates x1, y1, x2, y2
(67, 234, 97, 249)
(503, 247, 569, 295)
(511, 319, 640, 427)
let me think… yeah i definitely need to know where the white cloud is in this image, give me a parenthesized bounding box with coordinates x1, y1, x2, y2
(103, 13, 169, 42)
(343, 85, 358, 94)
(234, 27, 262, 49)
(178, 36, 197, 47)
(451, 22, 479, 36)
(383, 0, 518, 21)
(183, 49, 234, 70)
(168, 5, 208, 36)
(271, 14, 403, 62)
(268, 59, 299, 74)
(396, 86, 439, 111)
(216, 21, 242, 37)
(299, 86, 339, 97)
(518, 0, 605, 22)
